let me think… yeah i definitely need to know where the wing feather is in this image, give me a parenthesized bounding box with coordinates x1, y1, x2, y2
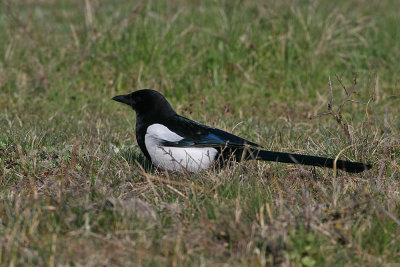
(160, 115, 262, 149)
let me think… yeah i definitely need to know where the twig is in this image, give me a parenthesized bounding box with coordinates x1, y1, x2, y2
(312, 73, 363, 140)
(328, 76, 334, 110)
(374, 201, 400, 226)
(335, 74, 349, 96)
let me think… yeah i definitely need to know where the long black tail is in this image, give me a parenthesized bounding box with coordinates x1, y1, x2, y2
(253, 150, 371, 173)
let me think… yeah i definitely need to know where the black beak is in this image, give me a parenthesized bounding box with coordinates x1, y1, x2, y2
(112, 94, 131, 106)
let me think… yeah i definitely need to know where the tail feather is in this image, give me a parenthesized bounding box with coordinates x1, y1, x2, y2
(253, 150, 371, 173)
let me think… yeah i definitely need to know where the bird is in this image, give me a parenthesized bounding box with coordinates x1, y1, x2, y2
(112, 89, 371, 173)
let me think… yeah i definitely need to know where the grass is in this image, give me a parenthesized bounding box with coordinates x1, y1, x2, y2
(0, 0, 399, 265)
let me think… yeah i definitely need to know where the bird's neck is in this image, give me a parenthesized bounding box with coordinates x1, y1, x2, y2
(135, 114, 150, 160)
(134, 112, 176, 161)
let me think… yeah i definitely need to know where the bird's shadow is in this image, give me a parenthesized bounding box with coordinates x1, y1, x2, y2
(120, 148, 155, 173)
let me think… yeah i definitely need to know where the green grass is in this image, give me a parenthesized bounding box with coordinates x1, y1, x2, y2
(1, 0, 399, 265)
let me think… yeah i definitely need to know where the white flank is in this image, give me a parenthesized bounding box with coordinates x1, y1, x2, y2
(144, 124, 218, 172)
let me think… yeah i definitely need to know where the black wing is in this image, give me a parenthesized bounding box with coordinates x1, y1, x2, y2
(161, 115, 261, 148)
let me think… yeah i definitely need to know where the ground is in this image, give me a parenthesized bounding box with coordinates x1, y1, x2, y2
(0, 0, 399, 265)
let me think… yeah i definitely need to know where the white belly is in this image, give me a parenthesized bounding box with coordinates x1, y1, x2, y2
(144, 124, 218, 172)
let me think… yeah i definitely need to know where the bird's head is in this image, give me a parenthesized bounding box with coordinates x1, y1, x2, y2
(112, 89, 176, 119)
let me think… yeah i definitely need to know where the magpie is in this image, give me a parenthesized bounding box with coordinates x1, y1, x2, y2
(112, 89, 371, 173)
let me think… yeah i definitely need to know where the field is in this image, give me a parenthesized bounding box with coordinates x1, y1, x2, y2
(1, 0, 399, 265)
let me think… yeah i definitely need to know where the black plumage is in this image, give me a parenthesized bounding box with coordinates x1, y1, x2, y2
(112, 89, 371, 173)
